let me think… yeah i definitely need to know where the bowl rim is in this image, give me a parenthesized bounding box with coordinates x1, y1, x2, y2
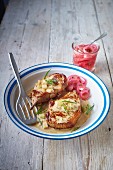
(4, 62, 111, 140)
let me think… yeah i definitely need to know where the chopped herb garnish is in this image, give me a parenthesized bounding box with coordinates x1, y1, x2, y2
(36, 106, 43, 115)
(46, 79, 58, 85)
(71, 126, 80, 132)
(62, 100, 76, 104)
(85, 104, 94, 115)
(61, 103, 67, 112)
(44, 69, 51, 79)
(37, 117, 42, 125)
(63, 104, 67, 111)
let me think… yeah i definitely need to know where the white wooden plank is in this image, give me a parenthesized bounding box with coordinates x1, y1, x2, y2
(43, 139, 84, 170)
(0, 0, 51, 169)
(94, 0, 113, 80)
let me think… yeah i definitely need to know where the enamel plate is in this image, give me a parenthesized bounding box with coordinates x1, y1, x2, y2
(4, 63, 110, 140)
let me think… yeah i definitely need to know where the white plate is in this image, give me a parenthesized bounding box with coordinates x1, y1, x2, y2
(4, 63, 110, 140)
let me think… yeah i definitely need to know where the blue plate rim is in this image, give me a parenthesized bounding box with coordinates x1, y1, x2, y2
(4, 62, 111, 139)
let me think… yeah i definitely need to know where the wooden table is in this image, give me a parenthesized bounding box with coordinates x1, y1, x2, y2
(0, 0, 113, 169)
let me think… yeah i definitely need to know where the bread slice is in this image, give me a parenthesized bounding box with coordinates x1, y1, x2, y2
(46, 91, 81, 129)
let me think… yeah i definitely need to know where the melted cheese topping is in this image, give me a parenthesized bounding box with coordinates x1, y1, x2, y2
(51, 99, 80, 113)
(34, 77, 62, 93)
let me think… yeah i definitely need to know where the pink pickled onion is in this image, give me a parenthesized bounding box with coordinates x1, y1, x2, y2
(83, 44, 98, 54)
(79, 76, 87, 86)
(67, 74, 90, 100)
(68, 75, 80, 83)
(76, 83, 86, 94)
(79, 87, 90, 100)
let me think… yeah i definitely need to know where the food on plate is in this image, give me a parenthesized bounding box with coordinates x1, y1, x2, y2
(72, 43, 100, 71)
(29, 70, 94, 133)
(31, 73, 68, 109)
(67, 74, 90, 100)
(46, 91, 81, 129)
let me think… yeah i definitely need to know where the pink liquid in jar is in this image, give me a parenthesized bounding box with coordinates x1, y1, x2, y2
(72, 43, 100, 72)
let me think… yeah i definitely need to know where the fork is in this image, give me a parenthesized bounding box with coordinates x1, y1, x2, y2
(8, 53, 37, 125)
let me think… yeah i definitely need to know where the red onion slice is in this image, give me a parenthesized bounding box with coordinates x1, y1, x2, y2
(76, 83, 86, 94)
(79, 87, 90, 100)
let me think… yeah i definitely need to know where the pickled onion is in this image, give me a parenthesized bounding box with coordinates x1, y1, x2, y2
(68, 75, 80, 83)
(79, 76, 87, 86)
(79, 87, 90, 100)
(76, 83, 86, 93)
(83, 44, 98, 53)
(67, 74, 90, 100)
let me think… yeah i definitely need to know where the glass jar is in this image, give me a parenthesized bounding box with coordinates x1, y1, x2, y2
(72, 42, 100, 72)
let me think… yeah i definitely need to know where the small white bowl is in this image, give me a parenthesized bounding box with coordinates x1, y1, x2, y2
(4, 63, 110, 140)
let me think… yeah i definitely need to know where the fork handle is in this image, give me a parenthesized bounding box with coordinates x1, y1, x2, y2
(8, 53, 25, 94)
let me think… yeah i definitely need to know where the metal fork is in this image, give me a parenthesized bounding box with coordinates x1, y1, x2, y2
(8, 53, 37, 125)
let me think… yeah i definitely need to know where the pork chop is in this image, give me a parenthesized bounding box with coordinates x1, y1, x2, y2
(46, 91, 81, 129)
(31, 73, 68, 108)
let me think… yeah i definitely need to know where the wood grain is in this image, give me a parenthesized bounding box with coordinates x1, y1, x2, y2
(0, 0, 113, 170)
